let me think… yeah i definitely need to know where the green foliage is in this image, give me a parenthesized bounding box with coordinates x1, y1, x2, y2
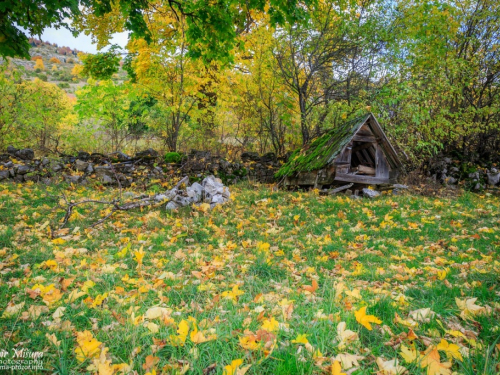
(164, 152, 182, 164)
(80, 50, 120, 80)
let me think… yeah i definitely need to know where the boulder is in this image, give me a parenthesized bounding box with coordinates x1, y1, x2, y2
(16, 148, 35, 160)
(0, 170, 9, 180)
(487, 172, 500, 186)
(7, 145, 19, 155)
(135, 148, 158, 158)
(187, 182, 203, 203)
(241, 151, 260, 162)
(16, 165, 32, 175)
(75, 160, 89, 172)
(260, 152, 277, 163)
(362, 188, 381, 199)
(77, 151, 90, 161)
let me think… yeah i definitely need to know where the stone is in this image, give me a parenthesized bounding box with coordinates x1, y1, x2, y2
(13, 174, 24, 182)
(450, 167, 459, 173)
(487, 172, 500, 186)
(116, 152, 130, 161)
(51, 163, 63, 172)
(468, 172, 480, 180)
(0, 170, 9, 180)
(345, 189, 353, 196)
(491, 168, 498, 173)
(75, 160, 89, 172)
(101, 175, 114, 185)
(260, 152, 277, 163)
(362, 188, 381, 198)
(241, 151, 260, 162)
(86, 163, 94, 174)
(16, 148, 34, 160)
(135, 148, 158, 158)
(3, 161, 14, 168)
(16, 165, 31, 175)
(444, 176, 457, 185)
(25, 174, 39, 182)
(187, 182, 204, 203)
(41, 158, 50, 166)
(393, 184, 408, 189)
(203, 175, 225, 197)
(64, 175, 82, 184)
(166, 201, 180, 210)
(7, 145, 19, 155)
(77, 151, 90, 161)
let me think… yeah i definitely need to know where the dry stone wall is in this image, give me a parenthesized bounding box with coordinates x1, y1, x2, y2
(0, 147, 283, 186)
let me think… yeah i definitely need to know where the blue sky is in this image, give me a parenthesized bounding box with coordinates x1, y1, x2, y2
(36, 27, 128, 53)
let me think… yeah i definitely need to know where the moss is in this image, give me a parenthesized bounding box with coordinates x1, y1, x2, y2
(164, 152, 182, 164)
(275, 114, 370, 178)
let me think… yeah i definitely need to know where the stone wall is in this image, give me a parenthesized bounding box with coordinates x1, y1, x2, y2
(0, 146, 283, 186)
(424, 156, 500, 190)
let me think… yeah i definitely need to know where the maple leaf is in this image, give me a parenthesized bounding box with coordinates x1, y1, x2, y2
(302, 279, 319, 294)
(46, 333, 61, 347)
(376, 357, 407, 375)
(2, 302, 25, 318)
(239, 335, 260, 350)
(420, 347, 452, 375)
(355, 306, 382, 330)
(222, 285, 244, 302)
(331, 360, 346, 375)
(144, 307, 172, 320)
(400, 344, 419, 363)
(337, 322, 358, 350)
(408, 308, 435, 323)
(291, 333, 308, 344)
(74, 330, 102, 362)
(455, 298, 485, 320)
(261, 317, 279, 332)
(436, 339, 463, 361)
(134, 246, 145, 265)
(334, 353, 364, 369)
(223, 359, 243, 375)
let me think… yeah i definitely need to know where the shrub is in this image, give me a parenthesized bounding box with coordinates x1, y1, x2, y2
(164, 152, 181, 163)
(38, 74, 48, 82)
(58, 82, 70, 89)
(49, 57, 61, 64)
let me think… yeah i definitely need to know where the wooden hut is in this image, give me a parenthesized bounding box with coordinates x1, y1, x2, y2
(276, 113, 402, 188)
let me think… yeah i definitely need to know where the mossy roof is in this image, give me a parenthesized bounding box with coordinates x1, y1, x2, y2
(275, 114, 371, 178)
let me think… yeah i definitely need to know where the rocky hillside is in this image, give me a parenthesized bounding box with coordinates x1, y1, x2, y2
(1, 39, 127, 94)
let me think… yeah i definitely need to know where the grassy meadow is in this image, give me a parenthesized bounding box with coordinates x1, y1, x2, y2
(0, 180, 499, 374)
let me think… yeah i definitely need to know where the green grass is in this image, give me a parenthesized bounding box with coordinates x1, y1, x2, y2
(0, 181, 499, 374)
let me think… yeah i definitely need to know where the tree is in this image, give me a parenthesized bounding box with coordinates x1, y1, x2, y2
(34, 59, 45, 71)
(2, 0, 316, 63)
(76, 79, 134, 151)
(16, 78, 74, 151)
(127, 13, 208, 151)
(274, 0, 384, 145)
(377, 0, 500, 161)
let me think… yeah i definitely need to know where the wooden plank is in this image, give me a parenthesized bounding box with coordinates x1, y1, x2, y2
(328, 183, 354, 195)
(335, 145, 352, 164)
(361, 149, 374, 166)
(357, 165, 376, 175)
(352, 143, 374, 152)
(355, 151, 369, 166)
(352, 135, 377, 142)
(375, 144, 390, 179)
(334, 172, 394, 185)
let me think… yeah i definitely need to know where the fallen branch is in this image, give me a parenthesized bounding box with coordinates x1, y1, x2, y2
(54, 176, 190, 234)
